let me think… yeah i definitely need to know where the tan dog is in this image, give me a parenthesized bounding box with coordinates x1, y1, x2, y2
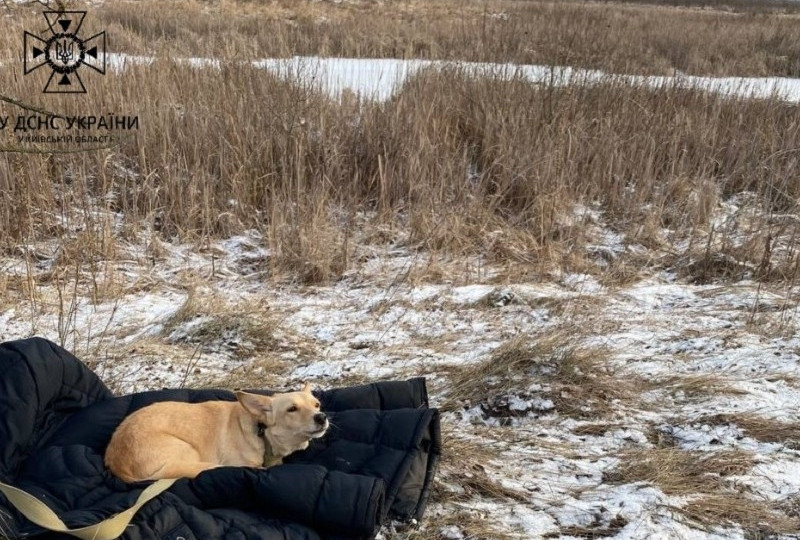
(104, 384, 328, 482)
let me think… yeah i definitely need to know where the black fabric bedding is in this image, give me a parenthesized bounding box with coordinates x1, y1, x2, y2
(0, 337, 440, 539)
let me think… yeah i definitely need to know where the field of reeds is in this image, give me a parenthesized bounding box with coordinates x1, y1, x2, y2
(2, 0, 800, 286)
(2, 1, 800, 539)
(8, 0, 800, 74)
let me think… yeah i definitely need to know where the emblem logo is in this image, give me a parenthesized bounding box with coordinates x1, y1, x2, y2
(23, 11, 106, 94)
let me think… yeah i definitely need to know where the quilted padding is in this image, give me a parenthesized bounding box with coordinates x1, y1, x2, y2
(0, 338, 440, 540)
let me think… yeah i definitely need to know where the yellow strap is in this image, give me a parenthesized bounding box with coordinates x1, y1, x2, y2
(0, 478, 177, 540)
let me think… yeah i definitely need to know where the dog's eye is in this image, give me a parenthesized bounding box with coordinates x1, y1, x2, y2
(287, 406, 298, 413)
(314, 403, 320, 409)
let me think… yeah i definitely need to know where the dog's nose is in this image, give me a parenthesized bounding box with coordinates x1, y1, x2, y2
(314, 413, 327, 425)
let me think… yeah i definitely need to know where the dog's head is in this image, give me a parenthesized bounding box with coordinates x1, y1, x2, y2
(235, 383, 328, 453)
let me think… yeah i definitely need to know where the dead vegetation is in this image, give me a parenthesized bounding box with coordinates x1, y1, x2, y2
(389, 509, 519, 540)
(435, 426, 526, 501)
(606, 448, 755, 495)
(86, 338, 203, 393)
(9, 0, 800, 76)
(687, 413, 800, 449)
(3, 67, 800, 282)
(162, 291, 316, 361)
(655, 373, 749, 401)
(200, 356, 291, 391)
(680, 493, 800, 538)
(53, 287, 318, 392)
(549, 517, 628, 539)
(423, 426, 530, 539)
(444, 330, 639, 419)
(606, 447, 800, 535)
(572, 422, 627, 437)
(2, 3, 800, 285)
(1, 2, 799, 537)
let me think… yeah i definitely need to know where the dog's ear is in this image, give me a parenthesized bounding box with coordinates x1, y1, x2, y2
(236, 391, 273, 419)
(301, 382, 312, 393)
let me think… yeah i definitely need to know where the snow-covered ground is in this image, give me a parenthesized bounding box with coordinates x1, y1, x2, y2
(1, 203, 798, 539)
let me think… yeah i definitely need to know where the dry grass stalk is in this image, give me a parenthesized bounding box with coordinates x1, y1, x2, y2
(691, 413, 800, 449)
(607, 448, 755, 495)
(8, 0, 800, 76)
(1, 1, 800, 284)
(199, 356, 290, 391)
(444, 330, 638, 418)
(389, 509, 518, 540)
(436, 425, 529, 504)
(572, 422, 626, 437)
(552, 516, 628, 539)
(607, 446, 800, 537)
(0, 52, 798, 282)
(162, 291, 316, 361)
(679, 493, 800, 537)
(656, 374, 748, 400)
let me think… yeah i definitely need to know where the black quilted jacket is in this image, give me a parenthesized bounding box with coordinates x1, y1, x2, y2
(0, 338, 440, 539)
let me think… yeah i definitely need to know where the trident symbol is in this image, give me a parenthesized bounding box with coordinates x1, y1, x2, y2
(55, 39, 73, 66)
(23, 10, 107, 93)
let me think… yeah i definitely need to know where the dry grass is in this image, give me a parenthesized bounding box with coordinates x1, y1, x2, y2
(8, 0, 800, 76)
(609, 0, 800, 11)
(437, 435, 529, 503)
(444, 330, 639, 418)
(655, 373, 749, 401)
(78, 290, 318, 392)
(434, 424, 524, 497)
(422, 426, 530, 539)
(680, 493, 800, 537)
(162, 291, 316, 361)
(85, 338, 200, 393)
(199, 356, 290, 391)
(389, 509, 519, 540)
(643, 409, 800, 451)
(2, 3, 800, 537)
(1, 52, 799, 283)
(606, 446, 800, 535)
(572, 422, 627, 437)
(370, 422, 529, 538)
(1, 2, 800, 286)
(745, 307, 800, 338)
(689, 413, 800, 449)
(607, 447, 755, 495)
(550, 517, 628, 539)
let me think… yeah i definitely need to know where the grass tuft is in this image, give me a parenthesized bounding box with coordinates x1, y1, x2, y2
(691, 413, 800, 449)
(607, 448, 755, 495)
(680, 493, 800, 538)
(444, 330, 638, 418)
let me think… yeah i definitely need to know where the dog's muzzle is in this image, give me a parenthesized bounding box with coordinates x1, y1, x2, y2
(308, 413, 328, 437)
